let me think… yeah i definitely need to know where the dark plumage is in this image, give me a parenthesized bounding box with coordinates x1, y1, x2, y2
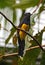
(17, 13, 31, 57)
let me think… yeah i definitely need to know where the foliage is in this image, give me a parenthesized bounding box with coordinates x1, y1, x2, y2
(40, 52, 45, 65)
(0, 0, 45, 65)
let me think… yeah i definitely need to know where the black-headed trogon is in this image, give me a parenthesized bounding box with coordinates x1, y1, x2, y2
(17, 13, 31, 57)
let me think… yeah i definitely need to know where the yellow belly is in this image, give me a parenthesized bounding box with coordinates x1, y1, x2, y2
(19, 24, 29, 40)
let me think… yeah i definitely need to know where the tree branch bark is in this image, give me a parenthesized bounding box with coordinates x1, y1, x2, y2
(32, 0, 43, 14)
(0, 45, 45, 58)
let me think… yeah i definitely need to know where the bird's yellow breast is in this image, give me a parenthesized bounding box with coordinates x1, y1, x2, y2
(19, 24, 29, 40)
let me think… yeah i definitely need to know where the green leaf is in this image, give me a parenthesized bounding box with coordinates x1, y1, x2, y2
(13, 8, 16, 23)
(40, 52, 45, 65)
(5, 27, 16, 44)
(0, 0, 44, 10)
(12, 0, 40, 9)
(40, 27, 45, 65)
(0, 0, 16, 9)
(38, 5, 44, 14)
(31, 14, 37, 26)
(31, 28, 44, 46)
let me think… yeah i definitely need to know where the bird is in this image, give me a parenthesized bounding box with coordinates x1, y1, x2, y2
(17, 13, 32, 60)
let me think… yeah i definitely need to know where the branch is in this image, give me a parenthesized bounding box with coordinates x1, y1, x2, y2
(0, 23, 9, 32)
(1, 27, 10, 32)
(32, 0, 43, 14)
(0, 45, 45, 58)
(0, 12, 45, 52)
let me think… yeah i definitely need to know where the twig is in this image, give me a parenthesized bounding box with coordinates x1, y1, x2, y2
(0, 45, 45, 58)
(26, 45, 45, 51)
(0, 12, 45, 52)
(32, 0, 43, 14)
(1, 27, 10, 32)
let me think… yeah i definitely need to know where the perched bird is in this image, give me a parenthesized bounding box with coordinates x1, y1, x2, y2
(17, 13, 31, 60)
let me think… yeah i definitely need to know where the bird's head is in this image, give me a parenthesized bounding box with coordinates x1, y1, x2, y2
(24, 13, 32, 17)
